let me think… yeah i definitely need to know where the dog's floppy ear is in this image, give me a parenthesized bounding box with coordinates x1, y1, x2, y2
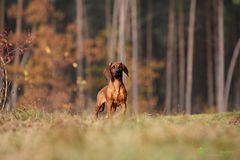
(121, 63, 128, 76)
(104, 62, 113, 80)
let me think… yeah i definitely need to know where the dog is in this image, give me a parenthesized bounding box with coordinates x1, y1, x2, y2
(95, 62, 128, 118)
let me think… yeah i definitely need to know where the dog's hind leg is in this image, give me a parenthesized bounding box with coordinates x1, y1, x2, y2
(95, 104, 103, 118)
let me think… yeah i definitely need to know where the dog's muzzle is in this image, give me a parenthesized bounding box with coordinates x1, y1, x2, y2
(114, 69, 122, 76)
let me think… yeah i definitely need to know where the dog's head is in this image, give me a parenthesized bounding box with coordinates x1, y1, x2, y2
(104, 62, 128, 80)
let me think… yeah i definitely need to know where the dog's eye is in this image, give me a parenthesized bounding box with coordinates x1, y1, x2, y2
(112, 66, 115, 69)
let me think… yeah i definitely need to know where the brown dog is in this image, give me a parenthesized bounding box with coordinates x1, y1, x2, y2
(95, 62, 128, 118)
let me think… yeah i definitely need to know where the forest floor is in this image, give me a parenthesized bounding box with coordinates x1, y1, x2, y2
(0, 109, 239, 160)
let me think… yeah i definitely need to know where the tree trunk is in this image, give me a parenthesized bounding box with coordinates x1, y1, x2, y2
(131, 0, 138, 113)
(213, 0, 218, 110)
(0, 0, 4, 30)
(185, 0, 197, 114)
(224, 38, 240, 109)
(125, 2, 131, 44)
(118, 0, 129, 63)
(165, 0, 175, 114)
(236, 58, 240, 110)
(178, 0, 185, 112)
(146, 0, 153, 101)
(215, 0, 225, 112)
(105, 0, 111, 33)
(205, 0, 214, 107)
(172, 34, 178, 113)
(108, 0, 119, 62)
(235, 76, 240, 110)
(105, 0, 111, 61)
(0, 0, 4, 100)
(82, 0, 89, 38)
(76, 0, 84, 111)
(172, 1, 178, 113)
(11, 0, 23, 109)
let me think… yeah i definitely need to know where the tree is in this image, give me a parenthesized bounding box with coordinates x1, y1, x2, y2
(10, 0, 23, 109)
(118, 0, 129, 63)
(224, 38, 240, 109)
(178, 0, 185, 112)
(76, 0, 85, 111)
(108, 0, 119, 62)
(0, 0, 4, 30)
(105, 0, 111, 61)
(165, 0, 175, 114)
(0, 0, 4, 107)
(172, 2, 178, 113)
(185, 0, 197, 114)
(131, 0, 139, 113)
(215, 0, 225, 112)
(146, 0, 153, 101)
(234, 74, 240, 110)
(205, 0, 214, 108)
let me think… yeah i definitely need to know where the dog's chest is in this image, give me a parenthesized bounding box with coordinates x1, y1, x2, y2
(108, 83, 127, 103)
(113, 87, 126, 102)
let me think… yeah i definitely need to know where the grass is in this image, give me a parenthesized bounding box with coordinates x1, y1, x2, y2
(0, 108, 239, 160)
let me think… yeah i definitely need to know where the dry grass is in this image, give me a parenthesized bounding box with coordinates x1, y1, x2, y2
(0, 108, 239, 160)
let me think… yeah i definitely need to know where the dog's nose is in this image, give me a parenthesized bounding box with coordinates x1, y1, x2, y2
(116, 69, 121, 74)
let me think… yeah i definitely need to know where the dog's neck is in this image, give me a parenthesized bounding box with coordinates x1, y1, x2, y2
(110, 76, 123, 86)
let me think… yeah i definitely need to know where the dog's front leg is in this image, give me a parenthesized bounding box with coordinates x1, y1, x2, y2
(106, 101, 113, 119)
(111, 105, 117, 114)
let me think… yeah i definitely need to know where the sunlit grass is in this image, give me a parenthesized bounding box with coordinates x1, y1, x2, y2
(0, 108, 239, 160)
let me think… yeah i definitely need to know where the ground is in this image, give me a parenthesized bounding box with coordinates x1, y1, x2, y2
(0, 109, 239, 160)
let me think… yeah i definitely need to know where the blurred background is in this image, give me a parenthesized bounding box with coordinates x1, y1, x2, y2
(0, 0, 240, 114)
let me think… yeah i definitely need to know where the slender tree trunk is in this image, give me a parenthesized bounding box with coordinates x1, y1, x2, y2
(185, 0, 197, 114)
(82, 0, 89, 108)
(146, 0, 153, 101)
(82, 0, 88, 39)
(178, 0, 185, 112)
(118, 0, 129, 63)
(76, 0, 84, 111)
(215, 0, 225, 112)
(213, 0, 219, 111)
(235, 75, 240, 110)
(131, 0, 138, 113)
(105, 0, 111, 32)
(172, 1, 178, 113)
(125, 3, 131, 44)
(108, 0, 119, 62)
(224, 38, 240, 109)
(205, 0, 214, 107)
(11, 0, 23, 109)
(105, 0, 111, 61)
(137, 0, 142, 62)
(172, 34, 178, 113)
(165, 0, 175, 114)
(0, 0, 4, 30)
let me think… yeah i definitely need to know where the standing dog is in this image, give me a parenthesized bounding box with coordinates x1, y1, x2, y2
(95, 62, 128, 118)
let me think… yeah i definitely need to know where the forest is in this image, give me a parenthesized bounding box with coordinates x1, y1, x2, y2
(1, 1, 240, 160)
(0, 0, 240, 114)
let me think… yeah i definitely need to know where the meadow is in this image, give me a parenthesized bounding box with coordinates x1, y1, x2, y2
(0, 108, 239, 160)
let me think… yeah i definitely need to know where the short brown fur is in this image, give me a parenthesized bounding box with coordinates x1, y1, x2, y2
(95, 62, 128, 118)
